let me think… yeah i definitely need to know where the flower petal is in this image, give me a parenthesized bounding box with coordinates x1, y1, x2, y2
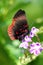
(19, 42, 28, 49)
(34, 50, 40, 56)
(25, 35, 32, 42)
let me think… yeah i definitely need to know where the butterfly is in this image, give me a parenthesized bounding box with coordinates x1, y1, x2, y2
(8, 9, 29, 41)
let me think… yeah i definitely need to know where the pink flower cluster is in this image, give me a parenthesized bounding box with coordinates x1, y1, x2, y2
(29, 42, 43, 56)
(19, 27, 43, 56)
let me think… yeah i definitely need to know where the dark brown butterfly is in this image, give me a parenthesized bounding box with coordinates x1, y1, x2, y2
(8, 9, 29, 41)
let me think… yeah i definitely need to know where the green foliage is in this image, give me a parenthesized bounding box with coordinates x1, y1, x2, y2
(0, 0, 43, 65)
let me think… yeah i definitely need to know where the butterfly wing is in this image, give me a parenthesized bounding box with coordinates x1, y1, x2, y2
(8, 9, 29, 40)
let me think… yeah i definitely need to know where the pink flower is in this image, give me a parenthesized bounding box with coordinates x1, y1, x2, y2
(24, 35, 32, 42)
(29, 27, 39, 38)
(19, 42, 28, 49)
(29, 42, 43, 56)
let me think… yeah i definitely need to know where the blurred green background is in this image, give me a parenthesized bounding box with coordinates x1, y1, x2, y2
(0, 0, 43, 65)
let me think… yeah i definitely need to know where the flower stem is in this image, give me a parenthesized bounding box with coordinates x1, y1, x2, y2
(24, 50, 27, 58)
(35, 34, 40, 42)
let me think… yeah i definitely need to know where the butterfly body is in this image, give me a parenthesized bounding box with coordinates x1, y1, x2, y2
(8, 9, 29, 41)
